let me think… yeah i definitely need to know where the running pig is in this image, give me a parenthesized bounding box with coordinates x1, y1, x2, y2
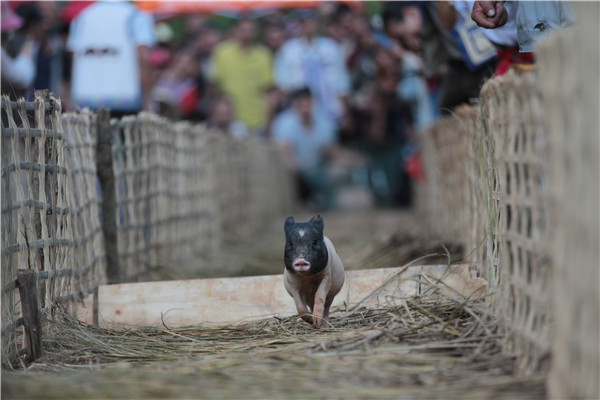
(283, 215, 345, 328)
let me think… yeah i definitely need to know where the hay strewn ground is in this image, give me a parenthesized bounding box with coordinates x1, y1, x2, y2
(2, 285, 544, 399)
(2, 211, 544, 399)
(3, 301, 544, 399)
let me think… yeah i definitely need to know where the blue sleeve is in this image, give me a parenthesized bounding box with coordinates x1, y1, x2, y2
(272, 113, 292, 143)
(314, 108, 336, 144)
(274, 42, 301, 91)
(324, 116, 337, 144)
(273, 46, 291, 90)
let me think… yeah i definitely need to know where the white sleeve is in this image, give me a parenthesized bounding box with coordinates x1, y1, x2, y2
(131, 11, 157, 47)
(273, 45, 291, 90)
(453, 1, 473, 27)
(66, 14, 83, 52)
(330, 42, 350, 95)
(272, 113, 292, 143)
(1, 47, 35, 89)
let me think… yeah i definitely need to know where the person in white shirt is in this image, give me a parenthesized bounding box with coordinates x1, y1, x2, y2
(274, 10, 350, 129)
(66, 1, 156, 116)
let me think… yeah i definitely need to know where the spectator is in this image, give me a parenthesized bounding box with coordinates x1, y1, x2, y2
(183, 14, 206, 40)
(382, 2, 423, 55)
(439, 1, 523, 77)
(66, 1, 157, 116)
(469, 1, 573, 74)
(210, 17, 272, 134)
(471, 0, 574, 53)
(420, 2, 497, 115)
(263, 85, 285, 138)
(1, 2, 35, 98)
(341, 13, 379, 145)
(443, 1, 518, 47)
(151, 49, 203, 120)
(324, 8, 350, 57)
(206, 96, 248, 139)
(274, 9, 350, 128)
(363, 41, 415, 207)
(272, 88, 338, 210)
(381, 4, 434, 133)
(147, 23, 175, 103)
(190, 26, 222, 78)
(186, 25, 222, 120)
(368, 45, 403, 142)
(13, 2, 69, 102)
(398, 47, 435, 133)
(264, 23, 286, 55)
(514, 1, 574, 52)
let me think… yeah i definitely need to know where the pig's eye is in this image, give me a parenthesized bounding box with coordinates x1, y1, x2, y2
(288, 239, 293, 247)
(312, 239, 318, 246)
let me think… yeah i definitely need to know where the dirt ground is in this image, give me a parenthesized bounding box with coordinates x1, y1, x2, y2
(1, 210, 545, 399)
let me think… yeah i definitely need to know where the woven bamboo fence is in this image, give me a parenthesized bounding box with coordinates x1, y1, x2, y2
(480, 71, 552, 374)
(421, 69, 558, 374)
(2, 96, 295, 367)
(538, 3, 599, 398)
(111, 114, 218, 281)
(416, 72, 550, 375)
(112, 114, 295, 281)
(1, 93, 105, 367)
(419, 5, 598, 393)
(417, 106, 484, 269)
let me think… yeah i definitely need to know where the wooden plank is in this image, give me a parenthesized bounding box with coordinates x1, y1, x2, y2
(65, 291, 96, 326)
(95, 265, 486, 328)
(17, 269, 43, 361)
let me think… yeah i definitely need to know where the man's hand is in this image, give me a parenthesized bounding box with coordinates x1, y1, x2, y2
(471, 1, 508, 29)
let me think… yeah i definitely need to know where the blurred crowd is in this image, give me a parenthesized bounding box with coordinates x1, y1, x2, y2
(1, 1, 573, 210)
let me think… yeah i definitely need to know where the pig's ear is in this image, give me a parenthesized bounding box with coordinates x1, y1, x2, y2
(310, 214, 324, 234)
(284, 216, 295, 233)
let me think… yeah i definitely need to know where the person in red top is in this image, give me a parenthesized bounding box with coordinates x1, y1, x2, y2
(151, 49, 203, 120)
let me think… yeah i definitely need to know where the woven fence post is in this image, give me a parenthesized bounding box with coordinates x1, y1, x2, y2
(17, 269, 42, 361)
(96, 109, 120, 284)
(538, 3, 600, 397)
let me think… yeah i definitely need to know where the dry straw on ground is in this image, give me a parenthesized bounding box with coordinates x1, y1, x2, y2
(2, 267, 544, 400)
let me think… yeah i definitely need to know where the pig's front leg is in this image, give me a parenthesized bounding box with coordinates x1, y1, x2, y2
(312, 278, 332, 328)
(291, 292, 313, 325)
(322, 295, 335, 325)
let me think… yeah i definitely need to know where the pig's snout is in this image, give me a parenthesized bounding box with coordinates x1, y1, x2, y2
(292, 258, 311, 272)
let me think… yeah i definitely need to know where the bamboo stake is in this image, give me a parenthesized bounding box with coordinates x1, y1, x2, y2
(17, 269, 43, 361)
